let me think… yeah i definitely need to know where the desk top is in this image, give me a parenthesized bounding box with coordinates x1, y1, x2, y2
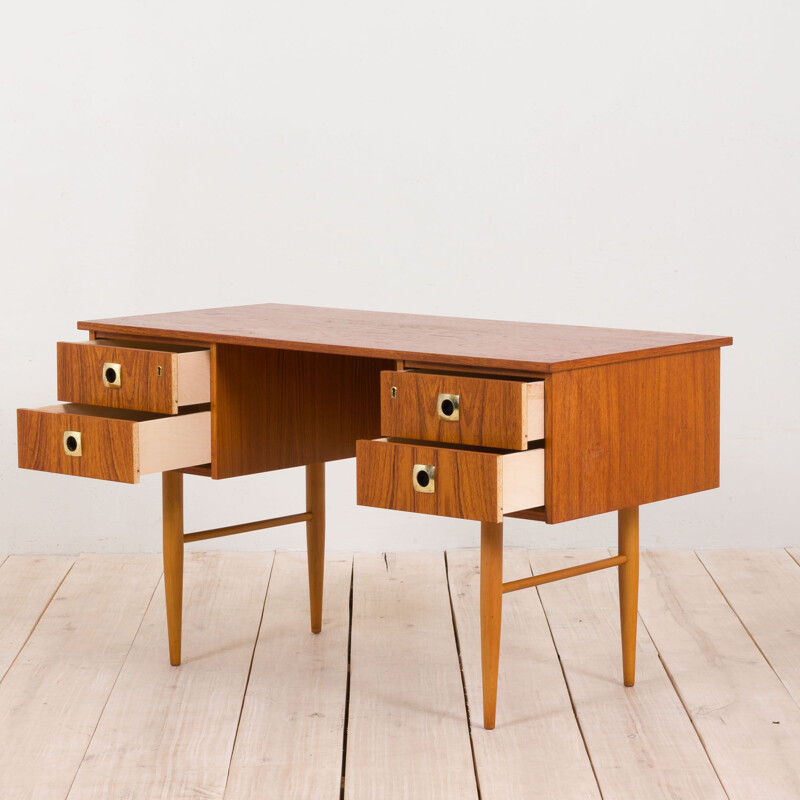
(79, 303, 732, 374)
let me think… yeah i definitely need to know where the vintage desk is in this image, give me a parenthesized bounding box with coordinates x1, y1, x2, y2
(16, 304, 732, 729)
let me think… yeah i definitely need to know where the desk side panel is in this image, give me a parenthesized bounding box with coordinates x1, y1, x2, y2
(545, 349, 721, 523)
(212, 345, 393, 478)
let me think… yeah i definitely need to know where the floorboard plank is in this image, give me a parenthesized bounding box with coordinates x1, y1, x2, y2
(224, 552, 351, 800)
(67, 551, 273, 800)
(345, 553, 477, 800)
(0, 555, 75, 681)
(0, 554, 161, 800)
(639, 550, 800, 800)
(698, 549, 800, 708)
(447, 548, 600, 799)
(530, 550, 727, 800)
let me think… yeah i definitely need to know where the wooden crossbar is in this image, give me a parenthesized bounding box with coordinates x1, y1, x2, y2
(501, 554, 627, 594)
(183, 511, 312, 543)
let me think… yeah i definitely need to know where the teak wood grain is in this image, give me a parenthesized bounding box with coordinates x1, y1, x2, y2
(355, 438, 544, 522)
(380, 370, 543, 450)
(18, 405, 210, 484)
(78, 303, 731, 374)
(57, 340, 209, 414)
(18, 406, 140, 483)
(545, 348, 721, 522)
(212, 344, 392, 479)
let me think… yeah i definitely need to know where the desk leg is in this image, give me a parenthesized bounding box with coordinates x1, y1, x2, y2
(480, 520, 503, 730)
(162, 471, 184, 666)
(618, 506, 639, 686)
(306, 462, 326, 634)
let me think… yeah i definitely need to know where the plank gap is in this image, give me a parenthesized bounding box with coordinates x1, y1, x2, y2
(222, 551, 276, 791)
(64, 571, 163, 800)
(532, 574, 606, 800)
(694, 550, 800, 713)
(0, 556, 76, 684)
(443, 550, 482, 800)
(339, 559, 354, 800)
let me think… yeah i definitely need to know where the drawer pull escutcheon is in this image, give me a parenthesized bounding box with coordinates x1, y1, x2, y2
(63, 431, 82, 457)
(102, 362, 122, 388)
(413, 464, 435, 493)
(437, 393, 460, 421)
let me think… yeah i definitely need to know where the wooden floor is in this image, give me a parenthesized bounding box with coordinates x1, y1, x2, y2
(2, 549, 800, 799)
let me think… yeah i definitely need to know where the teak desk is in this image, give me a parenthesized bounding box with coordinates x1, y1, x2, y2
(17, 304, 732, 729)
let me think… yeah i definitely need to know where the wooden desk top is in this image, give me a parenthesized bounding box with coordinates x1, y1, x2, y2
(79, 304, 732, 374)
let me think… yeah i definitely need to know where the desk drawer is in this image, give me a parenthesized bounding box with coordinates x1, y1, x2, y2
(356, 438, 544, 523)
(57, 340, 210, 414)
(380, 370, 543, 450)
(17, 404, 210, 483)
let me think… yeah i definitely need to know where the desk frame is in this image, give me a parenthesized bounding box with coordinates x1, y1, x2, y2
(68, 305, 730, 730)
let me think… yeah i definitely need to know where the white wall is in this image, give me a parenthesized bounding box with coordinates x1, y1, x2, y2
(1, 1, 797, 554)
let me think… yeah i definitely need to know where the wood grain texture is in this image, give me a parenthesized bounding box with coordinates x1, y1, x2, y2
(618, 507, 639, 687)
(531, 550, 728, 800)
(545, 348, 721, 522)
(66, 552, 272, 800)
(58, 340, 177, 414)
(357, 438, 544, 522)
(162, 471, 183, 666)
(212, 345, 392, 479)
(357, 439, 498, 522)
(380, 370, 542, 449)
(479, 521, 503, 729)
(225, 552, 351, 800)
(638, 551, 800, 800)
(78, 303, 732, 374)
(17, 405, 210, 483)
(697, 549, 800, 708)
(18, 406, 139, 483)
(345, 553, 477, 800)
(697, 549, 800, 705)
(305, 463, 326, 634)
(0, 555, 161, 800)
(446, 548, 601, 798)
(0, 555, 74, 681)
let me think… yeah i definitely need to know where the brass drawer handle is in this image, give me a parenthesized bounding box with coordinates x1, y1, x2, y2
(102, 362, 122, 388)
(437, 393, 460, 421)
(413, 464, 435, 493)
(63, 431, 82, 457)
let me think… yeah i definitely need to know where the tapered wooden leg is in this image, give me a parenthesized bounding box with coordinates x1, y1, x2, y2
(618, 506, 639, 687)
(306, 462, 326, 634)
(480, 520, 503, 730)
(162, 471, 184, 666)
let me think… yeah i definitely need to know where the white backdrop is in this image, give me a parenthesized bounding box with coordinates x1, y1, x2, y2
(1, 1, 797, 554)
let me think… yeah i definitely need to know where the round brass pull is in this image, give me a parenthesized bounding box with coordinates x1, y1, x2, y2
(437, 393, 460, 421)
(63, 431, 82, 457)
(413, 464, 435, 493)
(103, 362, 122, 388)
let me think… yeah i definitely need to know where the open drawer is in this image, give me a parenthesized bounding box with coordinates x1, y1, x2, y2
(57, 339, 210, 414)
(356, 438, 544, 523)
(17, 404, 211, 483)
(380, 370, 544, 450)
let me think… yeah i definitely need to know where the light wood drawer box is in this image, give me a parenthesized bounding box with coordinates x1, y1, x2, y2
(57, 339, 210, 415)
(17, 404, 211, 484)
(380, 370, 544, 450)
(356, 438, 544, 523)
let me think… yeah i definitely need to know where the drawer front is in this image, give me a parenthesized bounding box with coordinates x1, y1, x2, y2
(380, 371, 543, 450)
(17, 404, 210, 483)
(356, 438, 544, 522)
(57, 340, 210, 414)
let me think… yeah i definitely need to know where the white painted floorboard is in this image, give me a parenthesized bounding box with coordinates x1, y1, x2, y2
(0, 549, 797, 799)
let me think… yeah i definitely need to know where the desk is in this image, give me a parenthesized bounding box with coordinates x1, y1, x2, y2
(17, 304, 732, 729)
